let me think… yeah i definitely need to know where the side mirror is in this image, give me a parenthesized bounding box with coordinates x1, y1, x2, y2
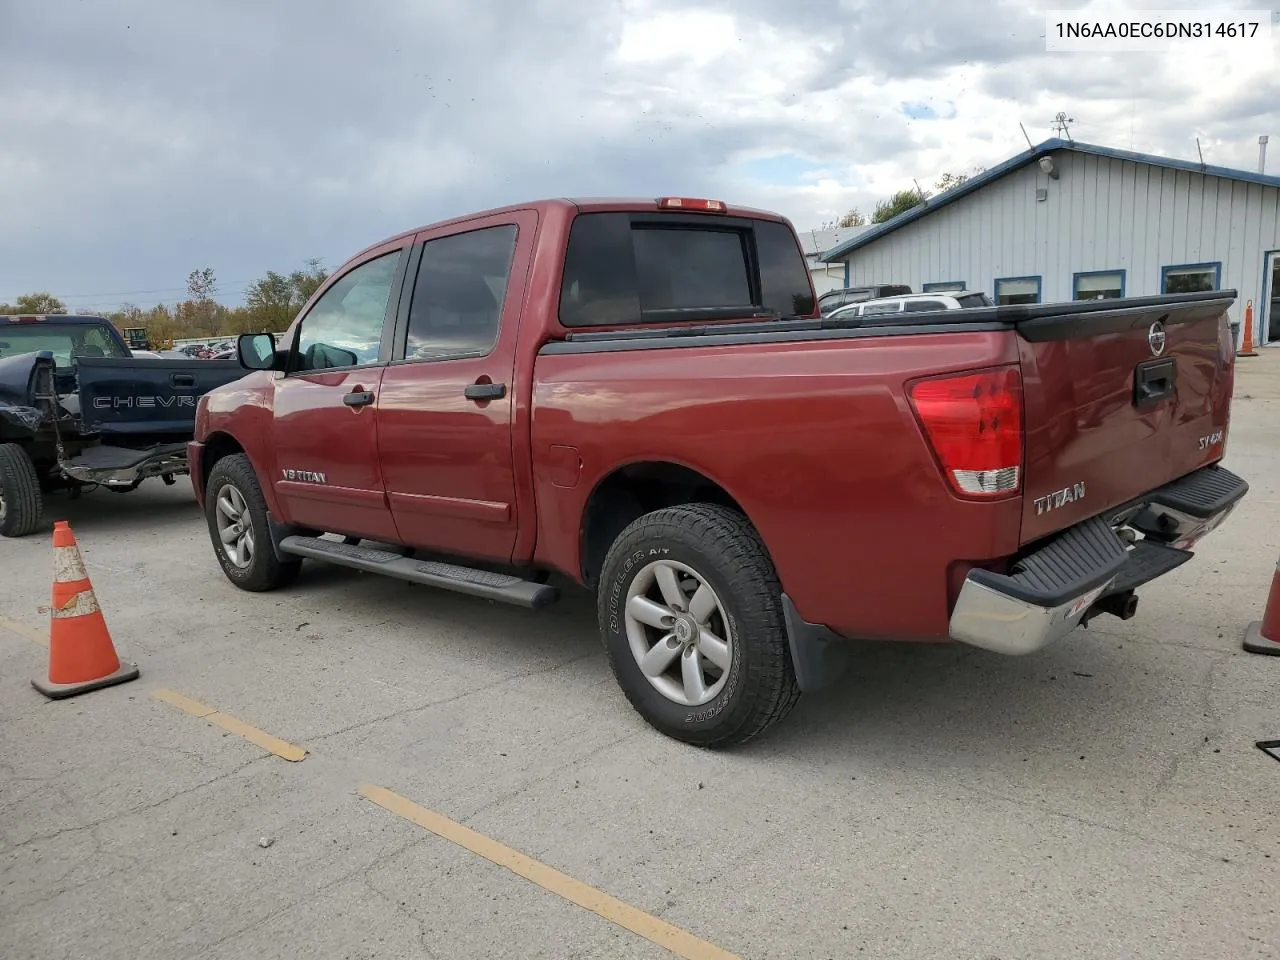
(238, 333, 279, 370)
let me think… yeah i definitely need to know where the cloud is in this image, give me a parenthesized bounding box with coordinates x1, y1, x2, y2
(0, 0, 1275, 308)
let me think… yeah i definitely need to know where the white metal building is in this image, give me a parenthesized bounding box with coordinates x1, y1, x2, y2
(798, 225, 868, 295)
(820, 138, 1280, 347)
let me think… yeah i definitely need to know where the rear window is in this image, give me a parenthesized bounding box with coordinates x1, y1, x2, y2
(558, 212, 814, 326)
(956, 293, 992, 308)
(0, 322, 129, 367)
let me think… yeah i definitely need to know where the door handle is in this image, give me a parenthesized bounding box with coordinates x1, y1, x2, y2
(464, 382, 506, 401)
(171, 374, 196, 388)
(343, 390, 375, 407)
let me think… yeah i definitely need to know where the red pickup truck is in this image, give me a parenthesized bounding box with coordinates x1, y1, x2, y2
(189, 196, 1248, 747)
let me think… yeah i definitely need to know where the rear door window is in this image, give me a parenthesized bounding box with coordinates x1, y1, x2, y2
(558, 212, 814, 326)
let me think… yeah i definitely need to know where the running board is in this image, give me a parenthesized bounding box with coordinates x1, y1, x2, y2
(277, 535, 559, 609)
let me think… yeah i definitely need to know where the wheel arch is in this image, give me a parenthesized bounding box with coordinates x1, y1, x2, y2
(200, 431, 285, 520)
(578, 458, 756, 588)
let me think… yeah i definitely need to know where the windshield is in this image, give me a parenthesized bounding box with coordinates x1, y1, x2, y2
(0, 322, 130, 367)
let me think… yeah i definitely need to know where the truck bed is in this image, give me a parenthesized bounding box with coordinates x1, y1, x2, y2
(528, 289, 1238, 644)
(75, 356, 248, 444)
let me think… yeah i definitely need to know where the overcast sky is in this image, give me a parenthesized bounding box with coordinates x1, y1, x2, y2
(1, 0, 1276, 311)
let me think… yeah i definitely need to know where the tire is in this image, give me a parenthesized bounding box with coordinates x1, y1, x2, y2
(204, 453, 301, 591)
(0, 443, 43, 538)
(597, 503, 802, 748)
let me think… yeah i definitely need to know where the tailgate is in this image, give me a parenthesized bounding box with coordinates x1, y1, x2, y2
(76, 357, 247, 437)
(1015, 291, 1236, 545)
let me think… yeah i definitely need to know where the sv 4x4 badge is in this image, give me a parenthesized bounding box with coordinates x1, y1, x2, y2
(1198, 429, 1224, 451)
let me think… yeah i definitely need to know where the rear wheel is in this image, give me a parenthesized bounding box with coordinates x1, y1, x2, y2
(204, 453, 301, 591)
(597, 503, 801, 748)
(0, 443, 43, 538)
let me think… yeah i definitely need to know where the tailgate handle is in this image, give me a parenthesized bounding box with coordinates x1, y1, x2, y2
(1134, 358, 1176, 407)
(170, 373, 196, 388)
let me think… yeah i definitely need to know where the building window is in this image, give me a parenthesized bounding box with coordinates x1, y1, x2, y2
(1161, 262, 1221, 294)
(1073, 270, 1125, 301)
(922, 281, 965, 293)
(994, 276, 1041, 305)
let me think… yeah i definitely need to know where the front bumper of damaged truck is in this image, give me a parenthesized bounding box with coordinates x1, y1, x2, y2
(949, 463, 1249, 656)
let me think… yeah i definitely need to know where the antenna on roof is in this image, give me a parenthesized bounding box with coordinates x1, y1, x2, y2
(1196, 137, 1207, 171)
(913, 178, 928, 203)
(1019, 122, 1035, 151)
(1051, 111, 1074, 141)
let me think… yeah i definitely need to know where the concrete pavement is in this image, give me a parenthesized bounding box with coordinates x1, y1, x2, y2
(3, 351, 1280, 960)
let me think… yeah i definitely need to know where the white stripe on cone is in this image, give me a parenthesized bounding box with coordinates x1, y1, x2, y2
(52, 589, 101, 619)
(53, 545, 88, 584)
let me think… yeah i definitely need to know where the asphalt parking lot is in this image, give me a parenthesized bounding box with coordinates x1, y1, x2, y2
(3, 356, 1280, 960)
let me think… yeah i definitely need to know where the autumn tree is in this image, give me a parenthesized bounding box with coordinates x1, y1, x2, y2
(872, 187, 930, 223)
(0, 292, 67, 314)
(176, 267, 224, 337)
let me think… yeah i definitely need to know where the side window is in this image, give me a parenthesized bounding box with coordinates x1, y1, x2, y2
(861, 301, 902, 315)
(902, 299, 947, 313)
(404, 224, 518, 361)
(294, 250, 403, 373)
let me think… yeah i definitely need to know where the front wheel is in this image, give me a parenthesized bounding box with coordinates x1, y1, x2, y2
(204, 453, 301, 591)
(597, 503, 802, 748)
(0, 443, 44, 538)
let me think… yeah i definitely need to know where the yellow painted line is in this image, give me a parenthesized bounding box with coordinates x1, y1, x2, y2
(153, 689, 308, 762)
(358, 784, 741, 960)
(0, 615, 47, 646)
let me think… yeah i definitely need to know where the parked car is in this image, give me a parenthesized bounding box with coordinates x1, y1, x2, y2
(0, 314, 250, 536)
(817, 284, 913, 315)
(827, 290, 993, 320)
(188, 196, 1247, 748)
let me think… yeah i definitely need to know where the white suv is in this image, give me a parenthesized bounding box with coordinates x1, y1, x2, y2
(827, 290, 992, 321)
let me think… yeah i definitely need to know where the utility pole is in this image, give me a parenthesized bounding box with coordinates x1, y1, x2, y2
(1260, 135, 1269, 174)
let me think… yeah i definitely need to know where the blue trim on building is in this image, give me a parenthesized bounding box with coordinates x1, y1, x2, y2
(1072, 268, 1127, 300)
(994, 275, 1042, 303)
(922, 281, 965, 292)
(1160, 261, 1222, 292)
(820, 137, 1280, 263)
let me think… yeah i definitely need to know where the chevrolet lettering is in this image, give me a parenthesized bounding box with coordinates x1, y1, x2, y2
(94, 395, 197, 409)
(185, 196, 1248, 749)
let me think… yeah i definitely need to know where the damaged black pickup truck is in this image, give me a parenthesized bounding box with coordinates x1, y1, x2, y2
(0, 314, 248, 537)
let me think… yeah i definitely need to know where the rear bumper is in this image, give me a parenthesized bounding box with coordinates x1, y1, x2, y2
(949, 463, 1248, 655)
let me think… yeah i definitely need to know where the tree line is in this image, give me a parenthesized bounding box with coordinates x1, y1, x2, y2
(0, 259, 331, 349)
(823, 169, 985, 230)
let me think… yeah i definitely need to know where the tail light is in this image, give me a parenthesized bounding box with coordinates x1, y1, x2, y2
(908, 365, 1024, 498)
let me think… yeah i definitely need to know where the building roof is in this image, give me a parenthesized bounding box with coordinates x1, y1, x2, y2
(821, 137, 1280, 262)
(798, 225, 869, 257)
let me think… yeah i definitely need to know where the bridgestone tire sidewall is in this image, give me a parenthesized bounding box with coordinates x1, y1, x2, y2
(599, 515, 774, 745)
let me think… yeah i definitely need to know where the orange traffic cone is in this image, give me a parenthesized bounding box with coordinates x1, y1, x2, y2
(31, 521, 139, 698)
(1244, 551, 1280, 656)
(1238, 299, 1258, 357)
